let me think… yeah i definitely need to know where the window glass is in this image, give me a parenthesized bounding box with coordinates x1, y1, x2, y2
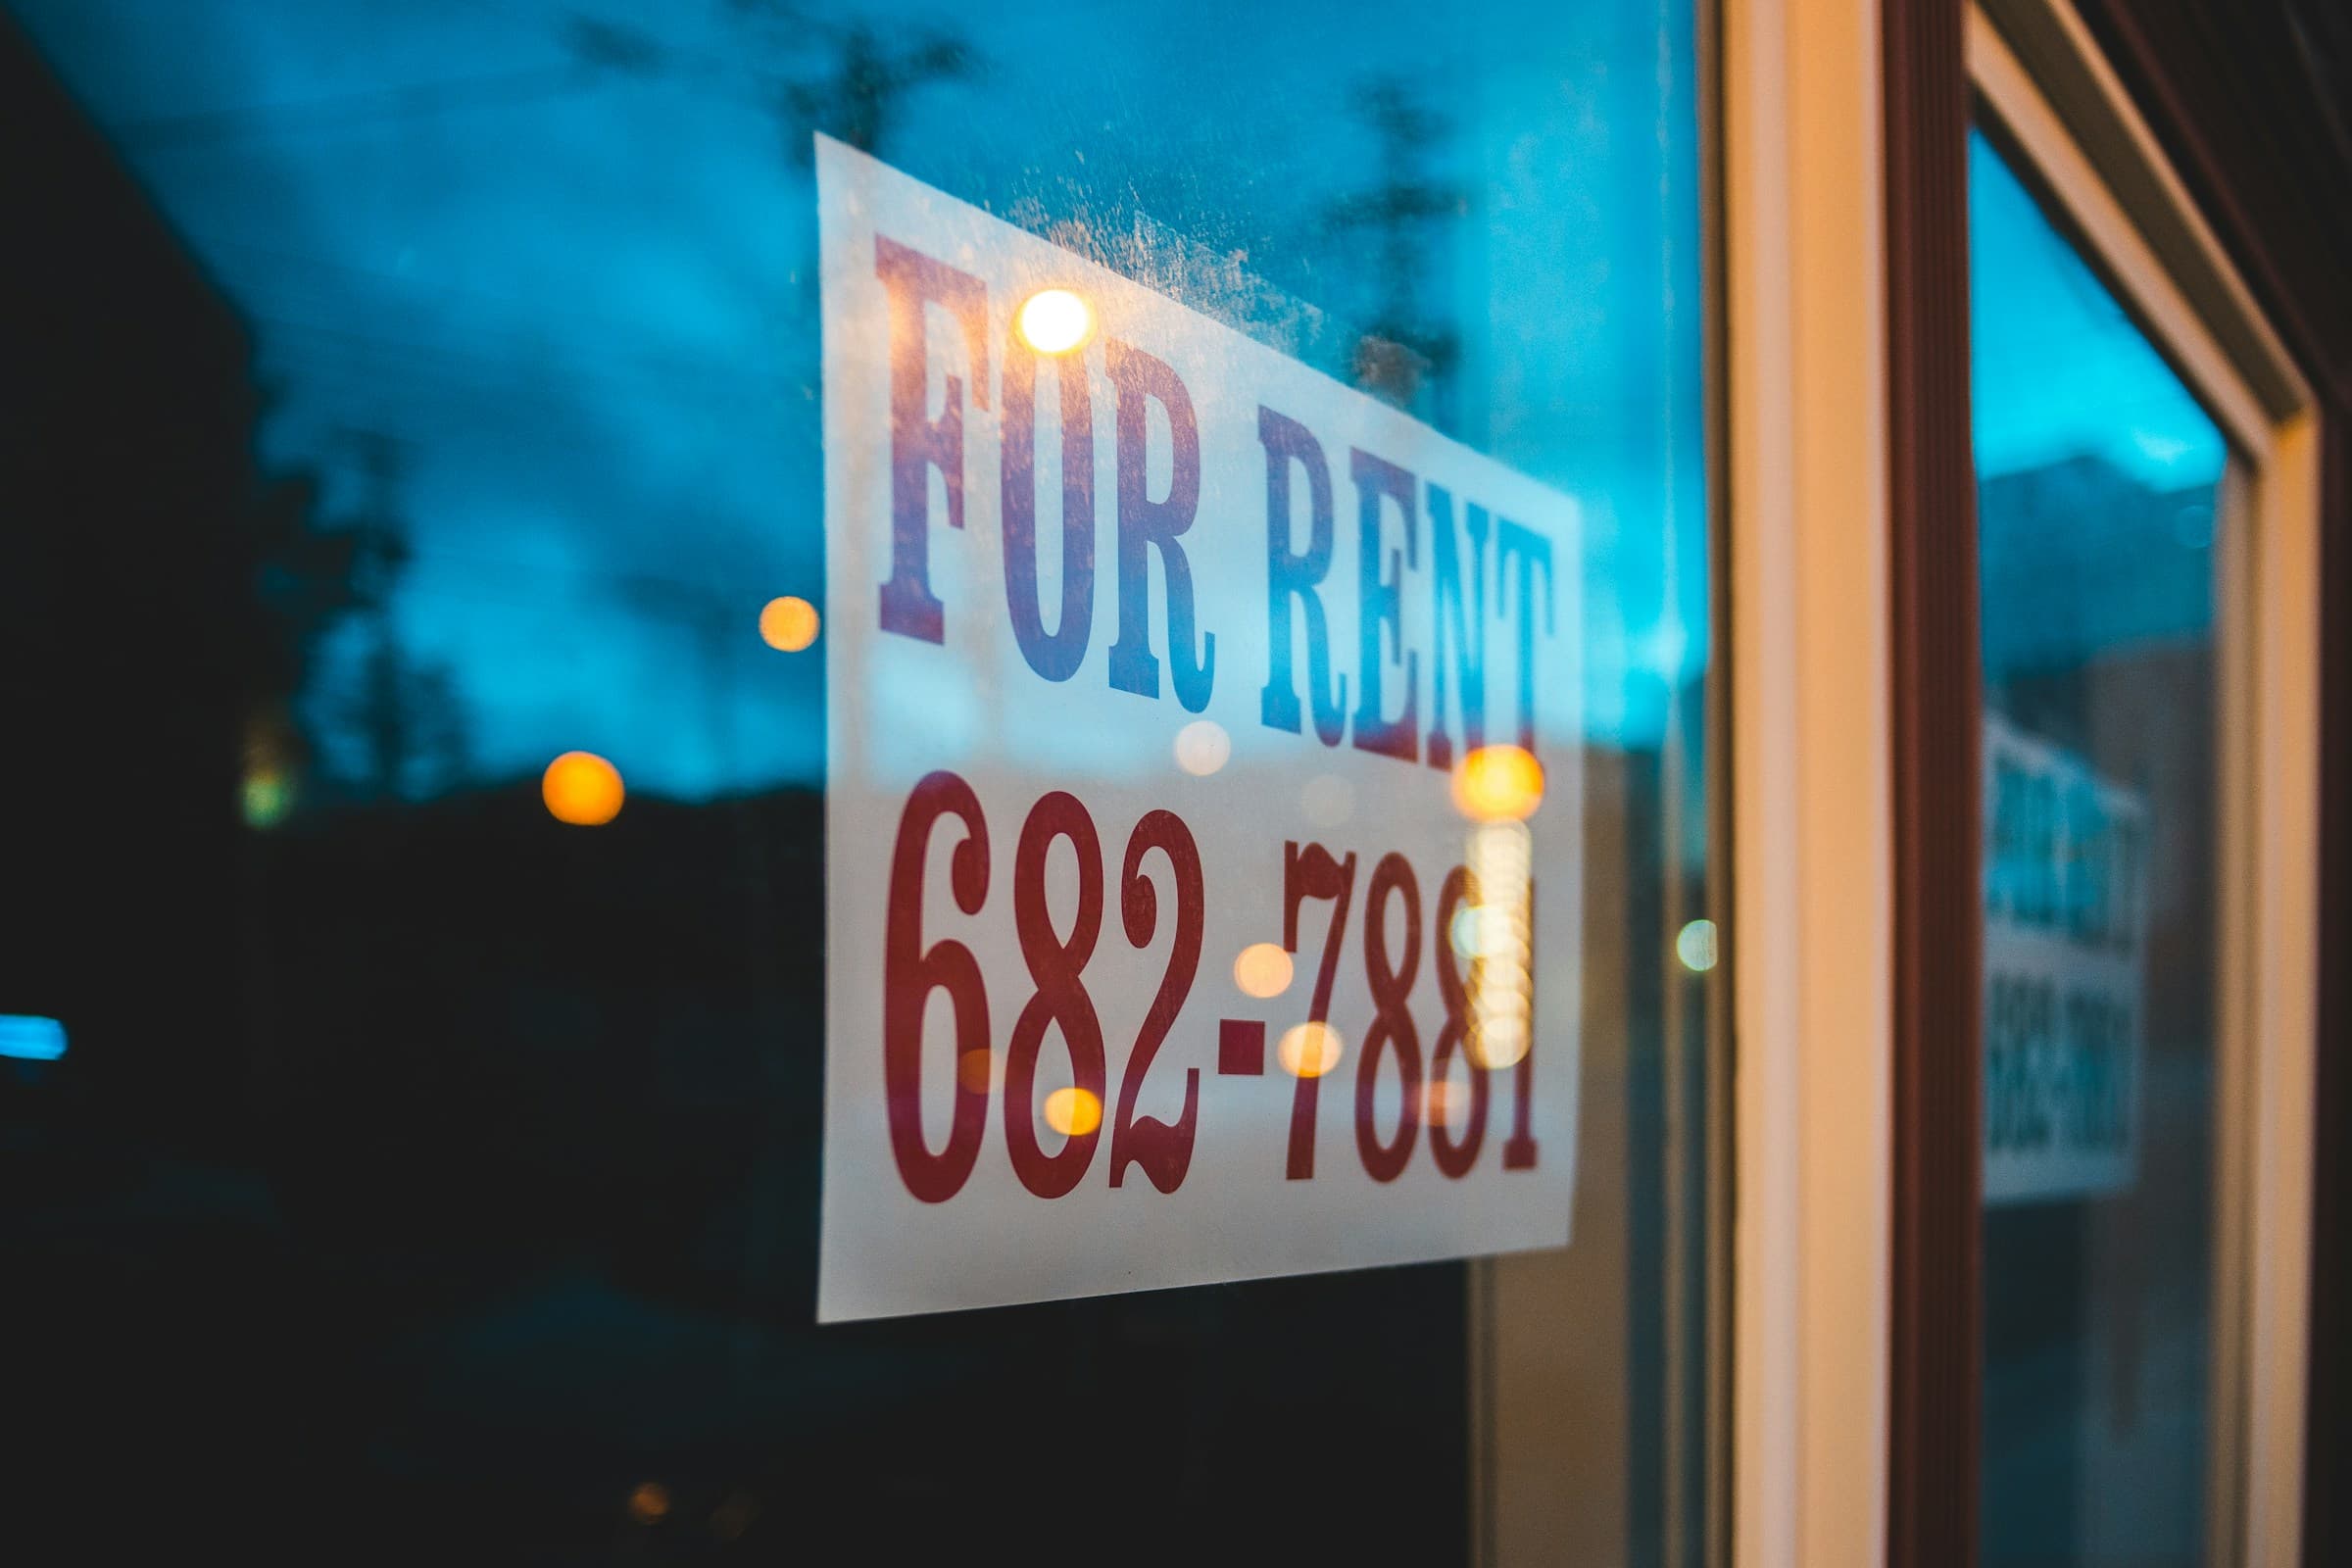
(1971, 125, 2228, 1568)
(1, 3, 1713, 1559)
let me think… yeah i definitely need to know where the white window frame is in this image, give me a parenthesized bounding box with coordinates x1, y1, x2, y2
(1722, 0, 1893, 1562)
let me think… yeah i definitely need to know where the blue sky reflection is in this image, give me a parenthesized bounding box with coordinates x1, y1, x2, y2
(1969, 128, 2227, 490)
(19, 0, 1708, 798)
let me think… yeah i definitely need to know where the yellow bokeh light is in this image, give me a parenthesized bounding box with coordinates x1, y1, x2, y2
(543, 751, 625, 826)
(759, 595, 821, 652)
(1467, 1017, 1532, 1070)
(1043, 1085, 1102, 1138)
(1173, 718, 1231, 776)
(1232, 942, 1294, 1000)
(1464, 816, 1535, 1069)
(1277, 1022, 1344, 1079)
(1017, 288, 1094, 355)
(1452, 744, 1545, 822)
(627, 1482, 671, 1525)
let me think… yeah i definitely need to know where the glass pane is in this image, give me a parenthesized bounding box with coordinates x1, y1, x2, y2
(1, 3, 1713, 1560)
(1971, 126, 2230, 1567)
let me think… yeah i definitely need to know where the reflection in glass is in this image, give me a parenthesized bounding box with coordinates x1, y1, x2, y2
(1971, 126, 2227, 1568)
(2, 1, 1712, 1558)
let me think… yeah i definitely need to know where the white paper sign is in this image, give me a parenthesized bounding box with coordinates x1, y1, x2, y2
(817, 136, 1583, 1321)
(1982, 714, 2148, 1205)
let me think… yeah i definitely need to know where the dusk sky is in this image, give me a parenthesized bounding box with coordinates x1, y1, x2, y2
(23, 0, 1738, 800)
(1971, 127, 2228, 488)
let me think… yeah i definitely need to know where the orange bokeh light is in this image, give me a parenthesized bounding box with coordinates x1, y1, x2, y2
(1043, 1086, 1102, 1137)
(1277, 1022, 1344, 1079)
(1451, 744, 1545, 822)
(760, 595, 821, 652)
(543, 751, 625, 826)
(1232, 942, 1294, 999)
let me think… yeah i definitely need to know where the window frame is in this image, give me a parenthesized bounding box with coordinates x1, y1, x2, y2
(1967, 6, 2323, 1564)
(1722, 0, 1896, 1562)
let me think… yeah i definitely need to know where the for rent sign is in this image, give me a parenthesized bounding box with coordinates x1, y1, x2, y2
(817, 136, 1583, 1320)
(1982, 715, 2148, 1206)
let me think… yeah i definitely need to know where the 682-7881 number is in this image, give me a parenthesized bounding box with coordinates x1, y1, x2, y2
(883, 769, 1541, 1204)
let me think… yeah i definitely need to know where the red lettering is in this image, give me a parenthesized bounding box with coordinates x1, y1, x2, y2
(1428, 865, 1491, 1176)
(882, 771, 993, 1202)
(1109, 810, 1204, 1192)
(1281, 841, 1358, 1180)
(1004, 792, 1107, 1199)
(1355, 853, 1424, 1181)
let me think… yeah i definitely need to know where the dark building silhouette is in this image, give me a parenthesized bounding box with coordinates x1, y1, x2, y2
(1, 13, 254, 1141)
(1979, 452, 2217, 680)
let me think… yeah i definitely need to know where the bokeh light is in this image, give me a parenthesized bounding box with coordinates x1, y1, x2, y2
(1676, 917, 1720, 973)
(1017, 287, 1094, 355)
(1452, 744, 1545, 822)
(627, 1482, 672, 1525)
(759, 595, 820, 652)
(1469, 1014, 1531, 1070)
(957, 1049, 997, 1094)
(543, 751, 625, 826)
(1173, 718, 1231, 776)
(1449, 902, 1512, 961)
(1464, 819, 1535, 1068)
(1277, 1022, 1344, 1079)
(241, 767, 292, 829)
(1043, 1085, 1102, 1137)
(1232, 942, 1294, 999)
(0, 1015, 68, 1063)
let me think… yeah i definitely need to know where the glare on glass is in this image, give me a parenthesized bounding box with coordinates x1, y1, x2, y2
(1016, 288, 1094, 356)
